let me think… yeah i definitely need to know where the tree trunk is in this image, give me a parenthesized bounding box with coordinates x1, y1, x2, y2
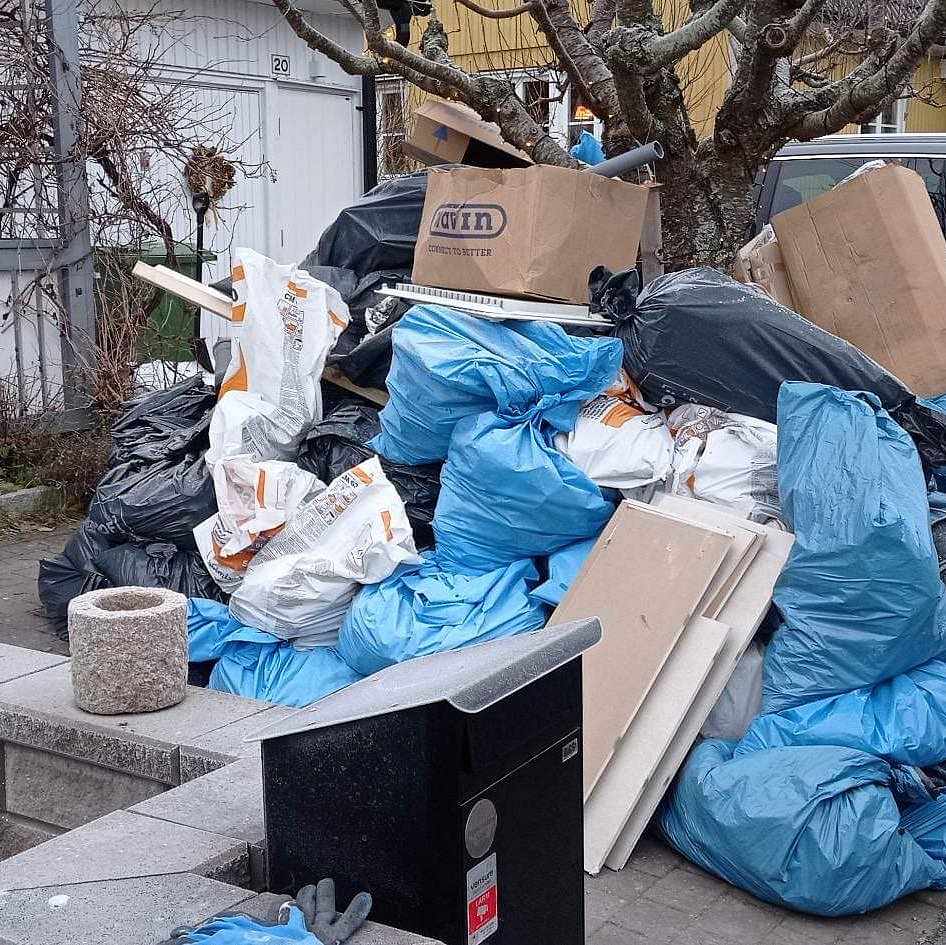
(655, 145, 758, 272)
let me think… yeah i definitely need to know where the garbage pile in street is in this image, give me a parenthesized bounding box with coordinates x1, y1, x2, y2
(38, 157, 946, 918)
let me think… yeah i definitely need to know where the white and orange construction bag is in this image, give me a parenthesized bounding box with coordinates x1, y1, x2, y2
(553, 372, 674, 490)
(194, 457, 325, 592)
(228, 457, 422, 646)
(206, 248, 349, 467)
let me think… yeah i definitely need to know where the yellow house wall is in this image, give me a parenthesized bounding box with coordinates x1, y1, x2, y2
(404, 6, 946, 140)
(906, 58, 946, 132)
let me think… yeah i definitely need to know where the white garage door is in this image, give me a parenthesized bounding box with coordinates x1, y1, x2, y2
(271, 85, 359, 267)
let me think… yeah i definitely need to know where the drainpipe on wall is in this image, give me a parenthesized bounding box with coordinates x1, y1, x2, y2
(360, 75, 379, 194)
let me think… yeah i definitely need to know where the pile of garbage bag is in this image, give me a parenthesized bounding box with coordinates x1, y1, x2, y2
(42, 178, 946, 920)
(658, 383, 946, 915)
(38, 377, 224, 634)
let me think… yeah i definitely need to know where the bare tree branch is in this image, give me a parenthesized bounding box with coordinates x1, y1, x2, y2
(454, 0, 536, 19)
(272, 0, 380, 74)
(789, 0, 946, 138)
(648, 0, 744, 65)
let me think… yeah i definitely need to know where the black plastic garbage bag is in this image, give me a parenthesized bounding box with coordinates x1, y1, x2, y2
(298, 404, 440, 548)
(94, 541, 226, 603)
(107, 377, 215, 469)
(88, 453, 215, 550)
(597, 266, 946, 473)
(305, 172, 428, 277)
(329, 324, 398, 390)
(37, 520, 119, 634)
(299, 265, 360, 302)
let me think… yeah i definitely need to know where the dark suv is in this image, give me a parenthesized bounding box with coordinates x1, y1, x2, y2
(754, 133, 946, 234)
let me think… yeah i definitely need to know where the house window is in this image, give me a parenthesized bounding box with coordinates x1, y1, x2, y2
(521, 78, 551, 130)
(568, 95, 597, 149)
(376, 78, 414, 179)
(861, 99, 907, 134)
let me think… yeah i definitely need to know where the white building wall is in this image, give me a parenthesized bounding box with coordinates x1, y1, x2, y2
(2, 0, 367, 389)
(134, 0, 367, 347)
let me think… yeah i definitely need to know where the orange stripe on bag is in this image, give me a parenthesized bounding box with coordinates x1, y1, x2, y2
(381, 509, 393, 541)
(602, 401, 645, 428)
(352, 465, 373, 484)
(330, 309, 347, 328)
(231, 302, 246, 323)
(231, 264, 245, 282)
(256, 469, 267, 506)
(212, 537, 256, 572)
(287, 281, 308, 299)
(219, 349, 249, 399)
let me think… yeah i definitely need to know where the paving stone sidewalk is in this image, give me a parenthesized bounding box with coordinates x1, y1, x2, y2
(0, 522, 74, 656)
(5, 525, 946, 945)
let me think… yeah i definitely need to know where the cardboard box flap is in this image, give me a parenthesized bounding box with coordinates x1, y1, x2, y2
(403, 99, 532, 167)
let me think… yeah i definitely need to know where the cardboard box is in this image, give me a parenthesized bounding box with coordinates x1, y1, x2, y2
(772, 163, 946, 396)
(733, 225, 799, 311)
(412, 164, 650, 303)
(402, 99, 532, 169)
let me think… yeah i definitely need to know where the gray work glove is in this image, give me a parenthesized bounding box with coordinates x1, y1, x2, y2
(296, 878, 372, 945)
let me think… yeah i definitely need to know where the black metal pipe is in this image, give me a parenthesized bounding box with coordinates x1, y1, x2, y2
(591, 141, 664, 178)
(360, 74, 379, 194)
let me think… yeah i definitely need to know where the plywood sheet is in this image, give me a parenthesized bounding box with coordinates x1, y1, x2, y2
(604, 526, 795, 871)
(653, 495, 767, 618)
(583, 615, 729, 874)
(550, 500, 733, 798)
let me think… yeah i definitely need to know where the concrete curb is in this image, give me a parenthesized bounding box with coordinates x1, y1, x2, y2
(0, 486, 57, 519)
(0, 644, 445, 945)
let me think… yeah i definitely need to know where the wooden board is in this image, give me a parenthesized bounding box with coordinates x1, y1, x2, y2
(321, 366, 389, 407)
(603, 526, 796, 871)
(132, 261, 234, 320)
(583, 615, 729, 874)
(550, 500, 733, 799)
(654, 495, 766, 618)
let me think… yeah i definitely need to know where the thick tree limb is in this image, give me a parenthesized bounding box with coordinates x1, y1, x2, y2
(412, 15, 573, 164)
(648, 0, 744, 65)
(587, 0, 617, 47)
(454, 0, 535, 19)
(529, 0, 619, 120)
(789, 0, 946, 138)
(272, 0, 379, 74)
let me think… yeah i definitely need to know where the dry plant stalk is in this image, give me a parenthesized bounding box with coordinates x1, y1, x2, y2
(1, 0, 268, 415)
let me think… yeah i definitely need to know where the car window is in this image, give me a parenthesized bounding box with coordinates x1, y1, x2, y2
(910, 158, 946, 231)
(770, 157, 877, 216)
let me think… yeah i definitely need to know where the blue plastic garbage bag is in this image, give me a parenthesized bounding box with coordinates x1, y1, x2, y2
(569, 131, 605, 166)
(188, 599, 362, 707)
(371, 305, 623, 464)
(659, 740, 946, 916)
(921, 393, 946, 416)
(432, 407, 617, 573)
(902, 796, 946, 861)
(210, 640, 362, 708)
(337, 554, 548, 676)
(763, 383, 945, 712)
(181, 906, 320, 944)
(188, 598, 272, 662)
(531, 538, 596, 607)
(738, 655, 946, 766)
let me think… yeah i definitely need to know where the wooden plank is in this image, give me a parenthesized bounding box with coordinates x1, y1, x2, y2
(583, 615, 729, 874)
(550, 500, 733, 799)
(653, 495, 767, 618)
(603, 526, 795, 871)
(132, 261, 234, 320)
(322, 366, 389, 407)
